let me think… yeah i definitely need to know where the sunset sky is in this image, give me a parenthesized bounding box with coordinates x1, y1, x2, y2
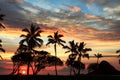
(0, 0, 120, 75)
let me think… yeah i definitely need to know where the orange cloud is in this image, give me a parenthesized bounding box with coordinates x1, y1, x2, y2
(69, 6, 80, 12)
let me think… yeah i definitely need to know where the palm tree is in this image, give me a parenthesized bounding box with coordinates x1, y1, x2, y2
(63, 40, 77, 75)
(63, 41, 91, 75)
(77, 42, 92, 75)
(46, 31, 66, 75)
(94, 53, 103, 64)
(19, 23, 43, 75)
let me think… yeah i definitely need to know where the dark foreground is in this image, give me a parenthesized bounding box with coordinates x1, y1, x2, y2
(0, 75, 120, 80)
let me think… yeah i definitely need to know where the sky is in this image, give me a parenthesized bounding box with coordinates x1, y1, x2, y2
(0, 0, 120, 75)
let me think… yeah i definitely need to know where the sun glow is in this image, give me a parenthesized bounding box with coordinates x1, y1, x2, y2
(22, 70, 26, 75)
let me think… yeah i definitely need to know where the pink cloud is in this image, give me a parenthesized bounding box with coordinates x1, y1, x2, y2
(69, 6, 81, 12)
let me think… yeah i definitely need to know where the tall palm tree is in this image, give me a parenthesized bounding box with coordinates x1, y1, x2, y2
(19, 23, 43, 75)
(94, 53, 103, 64)
(77, 42, 92, 75)
(46, 31, 66, 75)
(63, 40, 77, 75)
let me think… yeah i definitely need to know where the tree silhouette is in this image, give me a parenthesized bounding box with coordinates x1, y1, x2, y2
(46, 31, 65, 75)
(32, 51, 63, 75)
(94, 53, 103, 64)
(63, 40, 77, 75)
(77, 42, 92, 75)
(64, 41, 91, 75)
(11, 52, 33, 75)
(11, 50, 63, 75)
(19, 23, 43, 75)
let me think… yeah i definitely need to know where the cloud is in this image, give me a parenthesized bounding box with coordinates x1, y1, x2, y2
(69, 6, 81, 12)
(0, 0, 120, 43)
(95, 30, 120, 41)
(103, 6, 120, 20)
(5, 0, 24, 3)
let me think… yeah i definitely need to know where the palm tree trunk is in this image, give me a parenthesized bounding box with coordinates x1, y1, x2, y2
(70, 66, 72, 76)
(27, 61, 30, 75)
(77, 53, 81, 75)
(97, 58, 99, 64)
(96, 58, 99, 69)
(54, 43, 58, 75)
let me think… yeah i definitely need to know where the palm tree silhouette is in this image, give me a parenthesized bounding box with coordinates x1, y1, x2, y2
(46, 31, 66, 75)
(77, 42, 92, 75)
(63, 40, 77, 75)
(19, 23, 43, 75)
(94, 53, 103, 64)
(63, 41, 91, 75)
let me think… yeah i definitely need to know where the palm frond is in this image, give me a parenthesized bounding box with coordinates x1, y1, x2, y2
(46, 39, 55, 46)
(84, 48, 92, 51)
(0, 44, 2, 47)
(46, 42, 51, 46)
(65, 50, 71, 53)
(22, 28, 30, 33)
(0, 55, 4, 60)
(83, 53, 89, 59)
(59, 39, 66, 43)
(34, 32, 40, 37)
(0, 14, 5, 20)
(20, 34, 27, 38)
(36, 38, 43, 47)
(94, 53, 103, 58)
(58, 34, 63, 38)
(63, 46, 71, 49)
(48, 35, 53, 39)
(116, 49, 120, 53)
(19, 39, 26, 45)
(0, 39, 2, 42)
(0, 23, 5, 28)
(34, 27, 41, 32)
(0, 48, 5, 53)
